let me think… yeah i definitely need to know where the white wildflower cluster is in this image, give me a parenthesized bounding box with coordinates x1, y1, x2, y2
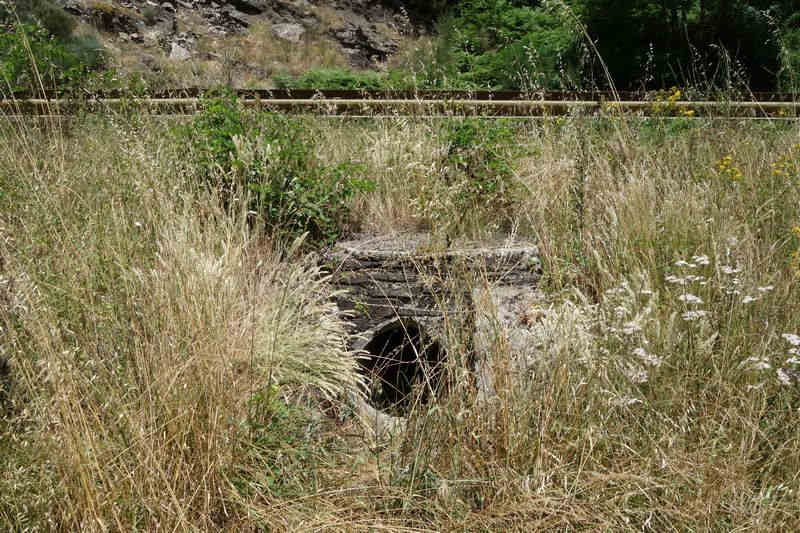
(599, 275, 663, 387)
(669, 256, 711, 323)
(739, 284, 775, 304)
(609, 395, 643, 408)
(633, 346, 663, 367)
(678, 294, 703, 305)
(718, 237, 745, 295)
(621, 362, 649, 384)
(782, 333, 800, 347)
(669, 250, 775, 315)
(665, 273, 708, 286)
(713, 235, 777, 302)
(777, 333, 800, 386)
(720, 265, 742, 275)
(777, 369, 793, 386)
(740, 356, 772, 371)
(741, 334, 800, 387)
(681, 310, 709, 322)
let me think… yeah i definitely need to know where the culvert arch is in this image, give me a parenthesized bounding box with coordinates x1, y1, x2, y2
(359, 317, 445, 413)
(326, 233, 541, 416)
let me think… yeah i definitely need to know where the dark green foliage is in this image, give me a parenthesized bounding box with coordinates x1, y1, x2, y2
(576, 0, 781, 91)
(273, 67, 402, 90)
(0, 2, 105, 92)
(235, 386, 322, 498)
(777, 13, 800, 90)
(408, 0, 582, 90)
(183, 94, 374, 243)
(0, 23, 105, 92)
(184, 92, 247, 174)
(443, 118, 516, 185)
(425, 118, 522, 234)
(401, 0, 799, 91)
(399, 0, 456, 18)
(1, 0, 76, 38)
(0, 356, 9, 414)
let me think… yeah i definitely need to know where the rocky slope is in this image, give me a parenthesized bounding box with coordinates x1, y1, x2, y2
(55, 0, 420, 86)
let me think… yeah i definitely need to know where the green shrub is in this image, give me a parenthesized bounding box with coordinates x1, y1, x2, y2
(1, 0, 75, 38)
(234, 385, 325, 498)
(183, 94, 374, 243)
(415, 118, 521, 237)
(183, 91, 247, 176)
(778, 23, 800, 91)
(33, 0, 76, 39)
(0, 21, 105, 92)
(443, 118, 516, 183)
(407, 1, 581, 90)
(274, 67, 391, 90)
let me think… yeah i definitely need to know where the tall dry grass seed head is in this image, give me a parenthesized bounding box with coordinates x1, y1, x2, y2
(0, 115, 365, 530)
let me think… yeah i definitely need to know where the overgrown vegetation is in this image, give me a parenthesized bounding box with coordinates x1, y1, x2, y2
(407, 1, 582, 90)
(3, 0, 800, 93)
(277, 0, 800, 92)
(0, 1, 105, 92)
(2, 98, 800, 528)
(182, 93, 374, 243)
(414, 118, 523, 237)
(2, 1, 800, 528)
(274, 67, 396, 90)
(407, 0, 800, 92)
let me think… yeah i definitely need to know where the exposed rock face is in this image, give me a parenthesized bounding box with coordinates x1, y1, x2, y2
(54, 0, 410, 70)
(330, 20, 396, 67)
(325, 233, 541, 415)
(169, 41, 191, 60)
(323, 1, 400, 66)
(272, 22, 305, 43)
(227, 0, 269, 15)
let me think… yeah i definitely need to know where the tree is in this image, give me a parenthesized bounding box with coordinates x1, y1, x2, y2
(576, 0, 781, 90)
(423, 0, 582, 89)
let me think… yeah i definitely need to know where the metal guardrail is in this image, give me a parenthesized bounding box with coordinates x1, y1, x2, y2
(7, 88, 800, 101)
(3, 96, 800, 117)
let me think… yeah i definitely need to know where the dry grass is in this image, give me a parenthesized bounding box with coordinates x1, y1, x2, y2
(0, 114, 364, 530)
(1, 106, 800, 531)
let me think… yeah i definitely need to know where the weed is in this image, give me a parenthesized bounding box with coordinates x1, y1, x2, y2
(415, 118, 522, 239)
(182, 93, 374, 243)
(0, 21, 105, 92)
(4, 87, 800, 530)
(274, 67, 393, 90)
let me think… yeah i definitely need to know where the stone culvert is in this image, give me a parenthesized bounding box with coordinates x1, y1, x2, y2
(325, 233, 541, 420)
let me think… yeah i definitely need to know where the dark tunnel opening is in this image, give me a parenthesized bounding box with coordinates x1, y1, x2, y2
(360, 320, 446, 414)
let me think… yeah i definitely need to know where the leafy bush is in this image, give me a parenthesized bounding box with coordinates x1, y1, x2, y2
(1, 0, 75, 38)
(235, 385, 324, 498)
(273, 67, 392, 90)
(407, 1, 582, 90)
(443, 118, 516, 183)
(183, 91, 247, 175)
(777, 20, 800, 91)
(184, 94, 374, 243)
(0, 16, 104, 92)
(415, 118, 521, 237)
